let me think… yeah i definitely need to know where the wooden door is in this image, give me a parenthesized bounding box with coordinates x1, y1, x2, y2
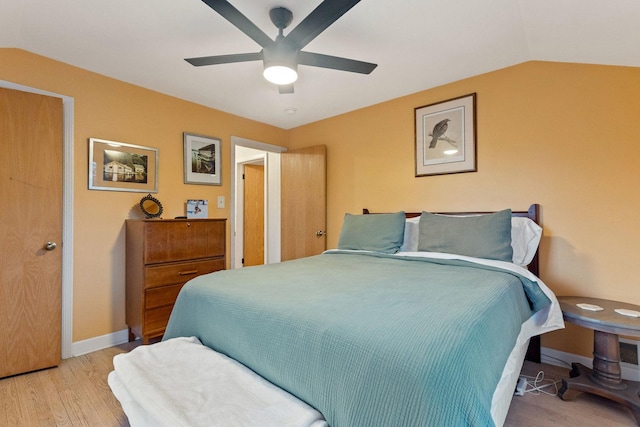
(243, 164, 265, 266)
(0, 88, 63, 378)
(281, 145, 327, 261)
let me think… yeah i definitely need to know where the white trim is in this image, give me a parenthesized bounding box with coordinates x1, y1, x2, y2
(265, 152, 282, 264)
(541, 345, 640, 382)
(72, 329, 131, 357)
(0, 80, 74, 359)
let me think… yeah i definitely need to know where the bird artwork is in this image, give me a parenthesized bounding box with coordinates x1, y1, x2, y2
(429, 118, 450, 148)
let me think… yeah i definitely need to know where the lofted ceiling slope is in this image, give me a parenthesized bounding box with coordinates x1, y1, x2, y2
(1, 0, 638, 129)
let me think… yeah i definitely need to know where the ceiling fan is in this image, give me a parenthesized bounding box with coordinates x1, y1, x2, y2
(185, 0, 377, 94)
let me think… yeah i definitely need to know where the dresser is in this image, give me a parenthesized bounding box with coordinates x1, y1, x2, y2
(125, 218, 226, 344)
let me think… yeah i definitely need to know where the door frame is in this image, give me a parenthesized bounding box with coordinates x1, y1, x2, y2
(230, 137, 286, 269)
(1, 80, 75, 359)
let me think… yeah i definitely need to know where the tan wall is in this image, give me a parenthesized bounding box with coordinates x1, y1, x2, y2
(0, 49, 287, 341)
(287, 61, 640, 357)
(3, 49, 640, 357)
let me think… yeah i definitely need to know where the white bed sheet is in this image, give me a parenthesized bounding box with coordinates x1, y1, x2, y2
(108, 336, 328, 427)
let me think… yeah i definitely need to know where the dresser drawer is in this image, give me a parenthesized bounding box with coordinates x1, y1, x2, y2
(145, 283, 184, 310)
(144, 305, 174, 337)
(143, 220, 225, 264)
(145, 258, 224, 289)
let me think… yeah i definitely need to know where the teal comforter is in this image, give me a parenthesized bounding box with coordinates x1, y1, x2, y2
(164, 252, 550, 427)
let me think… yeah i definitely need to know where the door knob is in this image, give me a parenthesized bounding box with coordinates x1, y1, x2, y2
(44, 242, 57, 251)
(315, 230, 326, 237)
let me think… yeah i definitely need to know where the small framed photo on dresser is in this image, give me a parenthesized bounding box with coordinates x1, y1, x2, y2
(186, 199, 208, 218)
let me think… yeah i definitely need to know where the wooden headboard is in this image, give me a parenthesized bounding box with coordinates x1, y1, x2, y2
(363, 204, 542, 362)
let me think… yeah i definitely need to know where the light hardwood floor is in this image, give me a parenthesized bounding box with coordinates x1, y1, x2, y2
(507, 361, 636, 426)
(1, 343, 637, 426)
(0, 342, 137, 427)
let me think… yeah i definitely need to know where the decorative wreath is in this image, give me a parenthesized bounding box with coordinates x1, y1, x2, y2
(139, 193, 163, 219)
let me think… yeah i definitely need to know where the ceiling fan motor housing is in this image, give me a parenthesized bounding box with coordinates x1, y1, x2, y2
(263, 7, 299, 84)
(263, 38, 298, 67)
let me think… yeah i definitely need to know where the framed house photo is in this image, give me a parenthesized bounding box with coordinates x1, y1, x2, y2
(414, 93, 477, 177)
(88, 138, 158, 192)
(184, 133, 221, 185)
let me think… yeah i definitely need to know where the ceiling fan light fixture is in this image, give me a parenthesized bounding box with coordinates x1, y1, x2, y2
(263, 64, 298, 85)
(188, 2, 378, 94)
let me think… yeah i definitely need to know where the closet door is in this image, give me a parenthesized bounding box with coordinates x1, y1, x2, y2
(243, 163, 265, 266)
(0, 88, 63, 378)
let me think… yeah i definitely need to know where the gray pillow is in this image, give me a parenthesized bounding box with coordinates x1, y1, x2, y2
(417, 209, 513, 261)
(337, 212, 406, 254)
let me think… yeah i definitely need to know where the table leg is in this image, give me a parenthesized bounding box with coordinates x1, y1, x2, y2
(559, 331, 640, 425)
(591, 330, 625, 389)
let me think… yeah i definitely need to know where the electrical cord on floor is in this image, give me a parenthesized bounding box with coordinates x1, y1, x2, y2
(520, 371, 562, 396)
(542, 354, 573, 369)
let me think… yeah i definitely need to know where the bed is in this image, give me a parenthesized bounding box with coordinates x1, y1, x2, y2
(109, 205, 564, 427)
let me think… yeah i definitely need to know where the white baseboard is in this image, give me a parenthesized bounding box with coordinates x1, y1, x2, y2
(70, 328, 132, 357)
(541, 346, 640, 382)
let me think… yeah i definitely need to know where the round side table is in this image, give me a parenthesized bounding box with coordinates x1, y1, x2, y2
(558, 296, 640, 424)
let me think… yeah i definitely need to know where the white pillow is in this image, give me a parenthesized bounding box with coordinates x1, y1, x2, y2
(399, 215, 542, 267)
(510, 217, 542, 266)
(399, 216, 420, 252)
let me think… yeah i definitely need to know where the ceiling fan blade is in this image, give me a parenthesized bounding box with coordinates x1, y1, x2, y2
(185, 52, 262, 67)
(285, 0, 361, 49)
(278, 84, 295, 94)
(298, 51, 377, 74)
(201, 0, 273, 48)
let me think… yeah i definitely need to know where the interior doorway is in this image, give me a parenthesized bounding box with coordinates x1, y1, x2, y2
(231, 139, 328, 268)
(230, 137, 285, 269)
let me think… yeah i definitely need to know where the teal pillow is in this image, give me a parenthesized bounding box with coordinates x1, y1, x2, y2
(417, 209, 514, 261)
(337, 212, 406, 254)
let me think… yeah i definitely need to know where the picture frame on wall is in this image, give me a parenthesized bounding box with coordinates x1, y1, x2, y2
(414, 93, 477, 177)
(88, 138, 158, 192)
(183, 132, 221, 186)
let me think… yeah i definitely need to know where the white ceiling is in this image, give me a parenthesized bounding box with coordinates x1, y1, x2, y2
(1, 0, 638, 129)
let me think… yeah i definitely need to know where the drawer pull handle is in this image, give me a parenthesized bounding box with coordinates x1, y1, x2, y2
(178, 270, 198, 276)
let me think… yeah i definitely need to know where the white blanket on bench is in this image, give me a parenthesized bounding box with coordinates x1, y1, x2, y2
(108, 336, 327, 427)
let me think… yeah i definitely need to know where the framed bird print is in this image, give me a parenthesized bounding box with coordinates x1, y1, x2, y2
(414, 93, 476, 176)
